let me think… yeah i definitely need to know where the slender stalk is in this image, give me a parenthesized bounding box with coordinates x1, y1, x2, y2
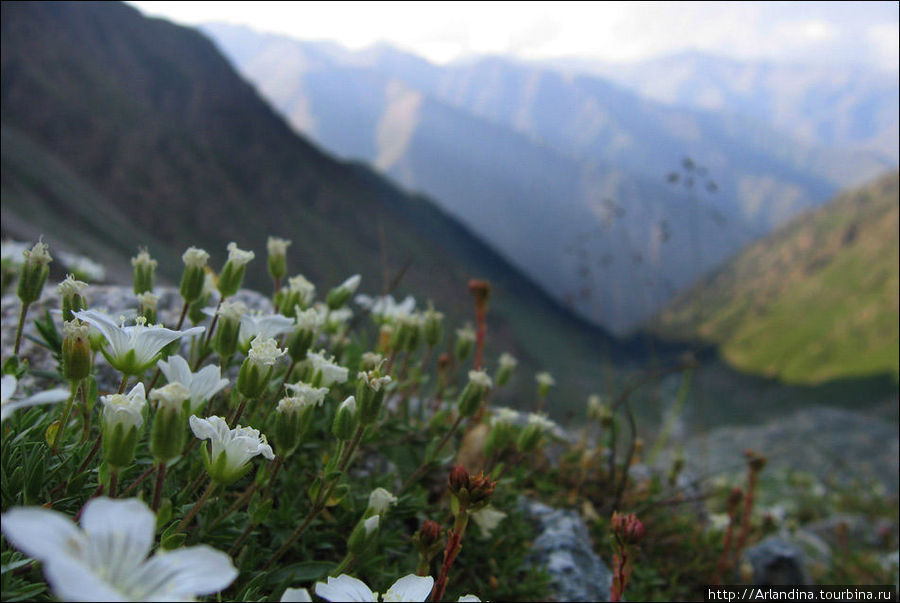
(331, 553, 357, 577)
(152, 462, 167, 512)
(399, 414, 464, 495)
(109, 469, 119, 498)
(52, 380, 81, 454)
(431, 511, 468, 602)
(13, 302, 30, 356)
(228, 521, 256, 556)
(117, 375, 129, 394)
(120, 464, 156, 497)
(175, 481, 217, 533)
(175, 299, 190, 331)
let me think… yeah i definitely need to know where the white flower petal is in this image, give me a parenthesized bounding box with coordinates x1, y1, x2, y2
(316, 574, 377, 602)
(281, 587, 313, 602)
(384, 574, 434, 602)
(0, 506, 85, 563)
(1, 374, 16, 404)
(43, 554, 127, 602)
(75, 310, 130, 357)
(80, 498, 156, 579)
(135, 545, 237, 598)
(157, 355, 193, 387)
(133, 326, 204, 366)
(458, 595, 481, 602)
(1, 387, 70, 422)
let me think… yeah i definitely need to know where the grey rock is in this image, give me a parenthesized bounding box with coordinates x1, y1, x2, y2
(520, 498, 614, 602)
(743, 536, 810, 585)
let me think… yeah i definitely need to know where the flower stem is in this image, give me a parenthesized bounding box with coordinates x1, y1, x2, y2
(52, 380, 81, 454)
(399, 414, 464, 495)
(120, 464, 156, 497)
(432, 510, 468, 602)
(117, 375, 129, 394)
(176, 481, 217, 533)
(109, 468, 119, 498)
(13, 302, 31, 356)
(152, 462, 167, 512)
(331, 553, 357, 577)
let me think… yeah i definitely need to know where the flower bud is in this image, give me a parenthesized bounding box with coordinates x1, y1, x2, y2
(413, 519, 445, 563)
(273, 395, 316, 456)
(455, 325, 475, 362)
(468, 279, 491, 313)
(347, 514, 380, 555)
(267, 237, 291, 282)
(131, 248, 156, 295)
(61, 321, 92, 382)
(366, 487, 398, 516)
(495, 353, 517, 387)
(746, 449, 767, 473)
(180, 247, 210, 303)
(237, 337, 284, 399)
(101, 384, 146, 469)
(279, 275, 316, 315)
(611, 511, 645, 545)
(356, 370, 391, 425)
(535, 372, 555, 398)
(136, 291, 158, 324)
(17, 239, 52, 305)
(326, 274, 361, 310)
(359, 352, 383, 372)
(423, 304, 444, 348)
(149, 383, 190, 462)
(217, 242, 254, 299)
(213, 300, 246, 361)
(457, 370, 492, 418)
(448, 466, 495, 511)
(332, 396, 357, 441)
(58, 275, 87, 322)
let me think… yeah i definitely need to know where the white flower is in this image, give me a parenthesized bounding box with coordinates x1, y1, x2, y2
(23, 238, 52, 267)
(499, 353, 517, 369)
(363, 514, 380, 537)
(337, 274, 361, 295)
(315, 574, 434, 602)
(130, 248, 156, 269)
(307, 350, 349, 387)
(157, 355, 230, 413)
(101, 383, 147, 432)
(215, 300, 248, 322)
(456, 325, 476, 343)
(367, 488, 398, 515)
(226, 242, 255, 267)
(490, 407, 521, 426)
(468, 370, 492, 389)
(267, 237, 292, 256)
(527, 412, 557, 432)
(247, 336, 286, 367)
(283, 381, 329, 407)
(57, 275, 88, 298)
(135, 291, 158, 311)
(0, 497, 237, 601)
(281, 587, 312, 602)
(182, 247, 210, 268)
(470, 505, 507, 539)
(535, 372, 555, 388)
(356, 294, 416, 322)
(190, 415, 274, 484)
(294, 307, 322, 331)
(0, 375, 69, 423)
(288, 274, 317, 306)
(149, 382, 191, 412)
(360, 371, 392, 392)
(458, 596, 481, 602)
(337, 395, 357, 415)
(239, 312, 294, 348)
(75, 310, 204, 375)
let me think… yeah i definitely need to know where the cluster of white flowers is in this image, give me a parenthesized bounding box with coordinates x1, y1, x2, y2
(307, 349, 349, 386)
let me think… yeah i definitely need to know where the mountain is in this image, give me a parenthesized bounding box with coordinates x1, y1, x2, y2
(202, 24, 893, 333)
(654, 170, 899, 386)
(0, 0, 625, 418)
(552, 50, 900, 164)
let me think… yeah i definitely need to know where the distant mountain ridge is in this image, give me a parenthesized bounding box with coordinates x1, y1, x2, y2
(1, 1, 624, 417)
(655, 170, 899, 385)
(202, 24, 894, 333)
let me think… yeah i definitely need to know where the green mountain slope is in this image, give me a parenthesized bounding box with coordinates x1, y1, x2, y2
(0, 1, 624, 418)
(655, 171, 899, 385)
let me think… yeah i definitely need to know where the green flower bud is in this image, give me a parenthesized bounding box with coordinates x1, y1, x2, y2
(217, 242, 254, 299)
(455, 325, 476, 362)
(136, 291, 158, 325)
(58, 275, 87, 322)
(326, 274, 360, 310)
(332, 396, 357, 441)
(17, 239, 52, 305)
(457, 370, 492, 418)
(61, 321, 92, 382)
(100, 384, 146, 470)
(356, 371, 391, 425)
(516, 423, 542, 453)
(347, 514, 380, 555)
(495, 353, 518, 387)
(149, 383, 190, 462)
(423, 305, 444, 348)
(267, 237, 291, 282)
(131, 248, 156, 295)
(273, 396, 316, 456)
(535, 372, 555, 398)
(213, 300, 246, 361)
(180, 247, 210, 303)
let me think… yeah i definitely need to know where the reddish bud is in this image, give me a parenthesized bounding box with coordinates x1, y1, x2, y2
(611, 511, 645, 545)
(448, 465, 470, 494)
(745, 449, 767, 473)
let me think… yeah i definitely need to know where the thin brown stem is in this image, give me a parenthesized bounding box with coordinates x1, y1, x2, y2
(399, 414, 464, 495)
(152, 462, 167, 512)
(175, 481, 217, 533)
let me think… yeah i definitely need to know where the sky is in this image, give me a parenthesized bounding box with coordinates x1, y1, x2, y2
(128, 1, 899, 70)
